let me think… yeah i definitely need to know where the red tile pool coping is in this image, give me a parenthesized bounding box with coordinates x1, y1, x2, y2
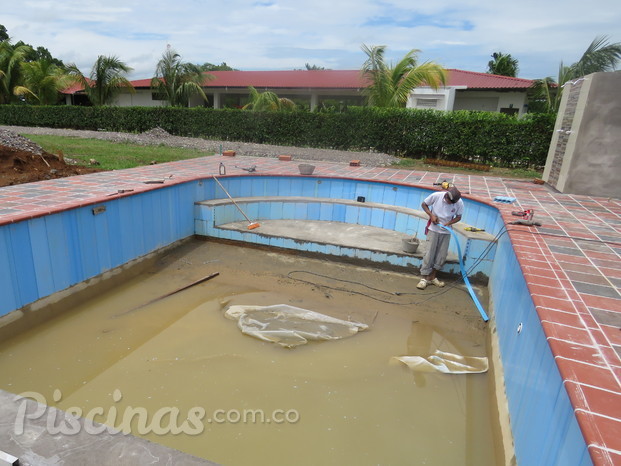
(1, 155, 620, 464)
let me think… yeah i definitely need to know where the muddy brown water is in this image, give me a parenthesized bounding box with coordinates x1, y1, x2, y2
(0, 239, 501, 465)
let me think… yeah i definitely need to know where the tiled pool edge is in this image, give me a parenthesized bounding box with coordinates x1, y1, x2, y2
(490, 231, 592, 464)
(0, 156, 619, 465)
(506, 224, 621, 464)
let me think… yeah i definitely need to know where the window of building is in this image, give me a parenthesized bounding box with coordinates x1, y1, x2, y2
(416, 98, 439, 108)
(500, 107, 519, 116)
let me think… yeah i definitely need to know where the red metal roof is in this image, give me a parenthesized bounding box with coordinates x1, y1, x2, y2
(205, 70, 370, 89)
(445, 69, 534, 89)
(65, 69, 534, 94)
(61, 78, 94, 95)
(127, 70, 369, 90)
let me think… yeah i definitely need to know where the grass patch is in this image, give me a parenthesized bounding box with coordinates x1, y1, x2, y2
(24, 133, 543, 180)
(391, 157, 543, 179)
(24, 134, 214, 171)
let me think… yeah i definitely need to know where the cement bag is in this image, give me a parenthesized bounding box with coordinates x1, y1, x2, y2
(225, 304, 368, 348)
(393, 350, 488, 374)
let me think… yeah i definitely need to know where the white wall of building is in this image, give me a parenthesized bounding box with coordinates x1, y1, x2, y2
(112, 89, 164, 107)
(408, 87, 454, 111)
(68, 86, 529, 116)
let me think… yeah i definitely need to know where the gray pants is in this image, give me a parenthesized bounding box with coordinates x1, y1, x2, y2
(420, 230, 451, 276)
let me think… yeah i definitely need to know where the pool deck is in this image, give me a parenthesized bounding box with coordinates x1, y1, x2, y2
(0, 154, 620, 464)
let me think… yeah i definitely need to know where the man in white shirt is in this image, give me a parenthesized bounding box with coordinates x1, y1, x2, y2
(417, 186, 464, 290)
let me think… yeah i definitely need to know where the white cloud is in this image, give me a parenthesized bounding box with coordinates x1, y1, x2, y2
(3, 0, 620, 79)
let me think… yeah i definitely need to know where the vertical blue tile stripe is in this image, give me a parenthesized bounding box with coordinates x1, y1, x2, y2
(8, 222, 39, 305)
(27, 217, 55, 298)
(0, 228, 18, 314)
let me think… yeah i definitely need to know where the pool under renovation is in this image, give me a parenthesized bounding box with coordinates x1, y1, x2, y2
(0, 240, 497, 465)
(0, 175, 591, 465)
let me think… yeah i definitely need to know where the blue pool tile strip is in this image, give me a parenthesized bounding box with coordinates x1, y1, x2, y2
(0, 154, 620, 464)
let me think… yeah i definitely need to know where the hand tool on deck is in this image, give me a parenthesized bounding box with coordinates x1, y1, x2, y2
(107, 189, 134, 196)
(235, 165, 257, 173)
(511, 209, 534, 220)
(433, 180, 452, 189)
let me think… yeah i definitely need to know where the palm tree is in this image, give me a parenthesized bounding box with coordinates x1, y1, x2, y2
(0, 41, 33, 104)
(360, 44, 446, 108)
(242, 86, 296, 111)
(19, 59, 75, 105)
(529, 63, 572, 114)
(151, 48, 212, 107)
(570, 35, 621, 77)
(531, 35, 621, 113)
(487, 52, 519, 77)
(66, 55, 134, 106)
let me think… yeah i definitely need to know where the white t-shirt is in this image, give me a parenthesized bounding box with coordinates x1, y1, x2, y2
(423, 191, 464, 234)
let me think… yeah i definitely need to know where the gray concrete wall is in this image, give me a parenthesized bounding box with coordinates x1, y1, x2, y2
(543, 71, 621, 199)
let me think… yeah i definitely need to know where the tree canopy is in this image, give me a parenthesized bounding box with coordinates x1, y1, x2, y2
(486, 52, 519, 77)
(0, 41, 33, 104)
(360, 44, 446, 108)
(531, 35, 621, 113)
(242, 86, 296, 111)
(66, 55, 134, 106)
(199, 62, 236, 71)
(152, 48, 213, 107)
(20, 59, 74, 105)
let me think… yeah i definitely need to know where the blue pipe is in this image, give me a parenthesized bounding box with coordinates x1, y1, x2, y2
(441, 225, 490, 322)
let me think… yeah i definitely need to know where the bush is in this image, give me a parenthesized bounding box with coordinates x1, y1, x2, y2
(0, 105, 555, 167)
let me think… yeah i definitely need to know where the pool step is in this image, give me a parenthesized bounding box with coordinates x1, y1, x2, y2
(195, 196, 496, 277)
(215, 218, 460, 266)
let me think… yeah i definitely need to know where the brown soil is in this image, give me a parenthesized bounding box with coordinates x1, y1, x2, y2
(0, 145, 102, 187)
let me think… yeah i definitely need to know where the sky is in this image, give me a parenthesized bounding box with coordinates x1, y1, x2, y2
(3, 0, 620, 80)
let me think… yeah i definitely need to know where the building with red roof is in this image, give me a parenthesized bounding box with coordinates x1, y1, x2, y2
(64, 69, 535, 115)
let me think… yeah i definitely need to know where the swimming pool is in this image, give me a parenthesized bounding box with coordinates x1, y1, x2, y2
(0, 174, 592, 464)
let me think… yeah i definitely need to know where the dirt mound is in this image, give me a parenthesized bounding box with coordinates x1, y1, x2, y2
(142, 127, 171, 138)
(0, 145, 102, 187)
(0, 128, 45, 155)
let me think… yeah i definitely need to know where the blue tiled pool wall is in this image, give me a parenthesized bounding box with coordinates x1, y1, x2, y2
(490, 235, 590, 465)
(196, 176, 503, 273)
(0, 183, 198, 318)
(205, 175, 506, 231)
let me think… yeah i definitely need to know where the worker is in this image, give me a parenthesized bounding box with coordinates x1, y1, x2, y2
(417, 186, 464, 290)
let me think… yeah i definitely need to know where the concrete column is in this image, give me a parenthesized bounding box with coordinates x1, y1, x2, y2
(213, 92, 221, 109)
(445, 88, 456, 111)
(310, 94, 319, 111)
(543, 71, 621, 198)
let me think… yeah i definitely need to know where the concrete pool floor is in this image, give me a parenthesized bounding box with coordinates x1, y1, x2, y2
(0, 153, 619, 464)
(1, 240, 494, 465)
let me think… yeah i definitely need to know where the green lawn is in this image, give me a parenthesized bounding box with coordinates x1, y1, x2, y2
(26, 133, 543, 179)
(390, 157, 543, 179)
(25, 134, 214, 171)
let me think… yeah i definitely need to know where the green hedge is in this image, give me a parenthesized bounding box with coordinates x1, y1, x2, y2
(0, 105, 555, 167)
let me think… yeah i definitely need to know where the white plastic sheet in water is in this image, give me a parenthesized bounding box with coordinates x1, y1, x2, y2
(225, 304, 368, 348)
(393, 350, 488, 374)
